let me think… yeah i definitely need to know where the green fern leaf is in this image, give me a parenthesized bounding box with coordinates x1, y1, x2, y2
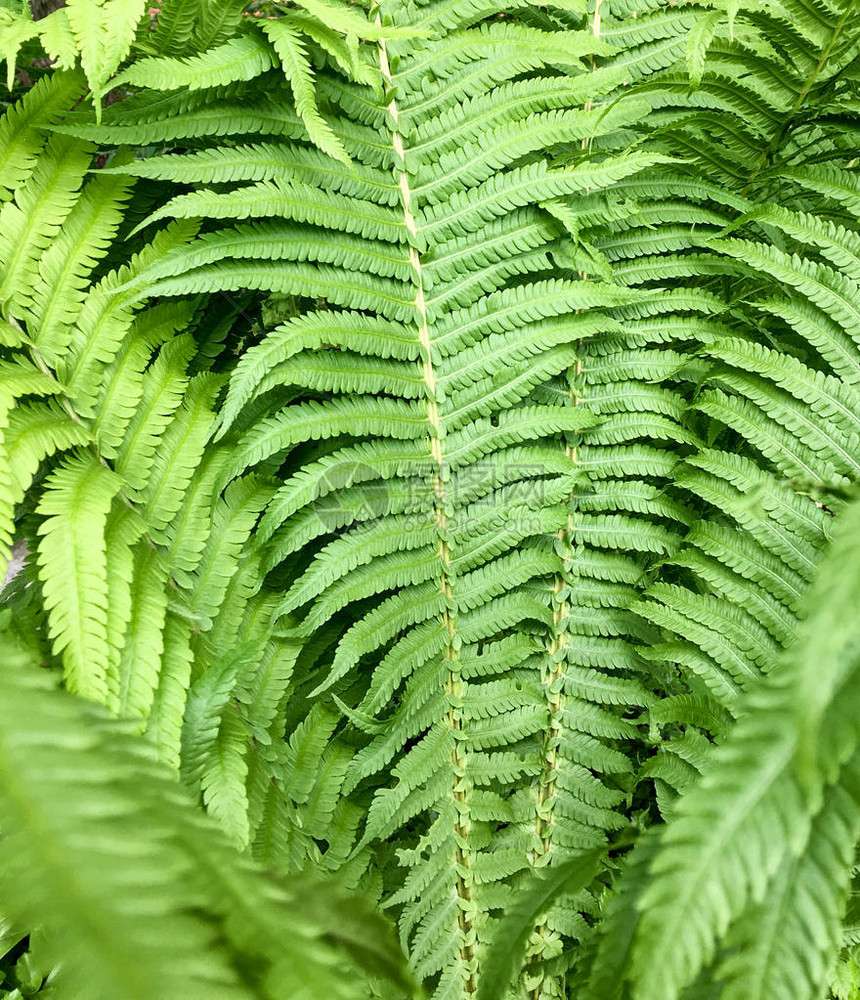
(618, 494, 860, 1000)
(112, 32, 277, 91)
(36, 454, 122, 703)
(261, 19, 349, 163)
(0, 8, 38, 90)
(0, 632, 412, 1000)
(66, 0, 147, 115)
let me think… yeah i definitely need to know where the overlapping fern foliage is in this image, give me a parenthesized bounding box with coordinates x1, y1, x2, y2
(4, 0, 860, 997)
(0, 619, 411, 1000)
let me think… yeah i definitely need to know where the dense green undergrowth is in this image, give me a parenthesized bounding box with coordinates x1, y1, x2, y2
(2, 0, 860, 997)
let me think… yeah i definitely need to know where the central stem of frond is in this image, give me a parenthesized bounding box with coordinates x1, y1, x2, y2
(376, 26, 478, 995)
(529, 2, 601, 996)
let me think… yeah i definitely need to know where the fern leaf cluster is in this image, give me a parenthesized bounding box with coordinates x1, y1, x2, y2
(4, 0, 860, 998)
(0, 623, 410, 1000)
(0, 71, 285, 811)
(80, 2, 701, 991)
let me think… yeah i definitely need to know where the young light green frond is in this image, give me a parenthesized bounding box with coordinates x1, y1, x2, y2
(0, 132, 94, 318)
(0, 70, 85, 201)
(38, 8, 79, 70)
(66, 0, 148, 114)
(261, 20, 349, 163)
(189, 476, 271, 627)
(36, 453, 122, 703)
(2, 401, 90, 505)
(0, 8, 38, 90)
(31, 169, 134, 361)
(0, 84, 279, 856)
(112, 544, 169, 721)
(0, 387, 18, 578)
(60, 218, 199, 415)
(140, 372, 220, 534)
(180, 643, 262, 843)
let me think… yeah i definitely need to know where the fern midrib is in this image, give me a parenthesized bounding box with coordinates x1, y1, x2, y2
(529, 5, 603, 992)
(377, 23, 478, 994)
(539, 0, 604, 858)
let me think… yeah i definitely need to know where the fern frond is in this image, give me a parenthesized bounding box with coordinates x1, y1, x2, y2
(150, 0, 245, 56)
(7, 1, 860, 997)
(0, 84, 267, 816)
(113, 33, 277, 92)
(0, 131, 93, 317)
(609, 492, 860, 1000)
(0, 7, 39, 90)
(66, 0, 147, 114)
(0, 631, 412, 1000)
(38, 7, 79, 70)
(262, 19, 349, 163)
(30, 168, 134, 361)
(717, 765, 860, 1000)
(36, 454, 122, 703)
